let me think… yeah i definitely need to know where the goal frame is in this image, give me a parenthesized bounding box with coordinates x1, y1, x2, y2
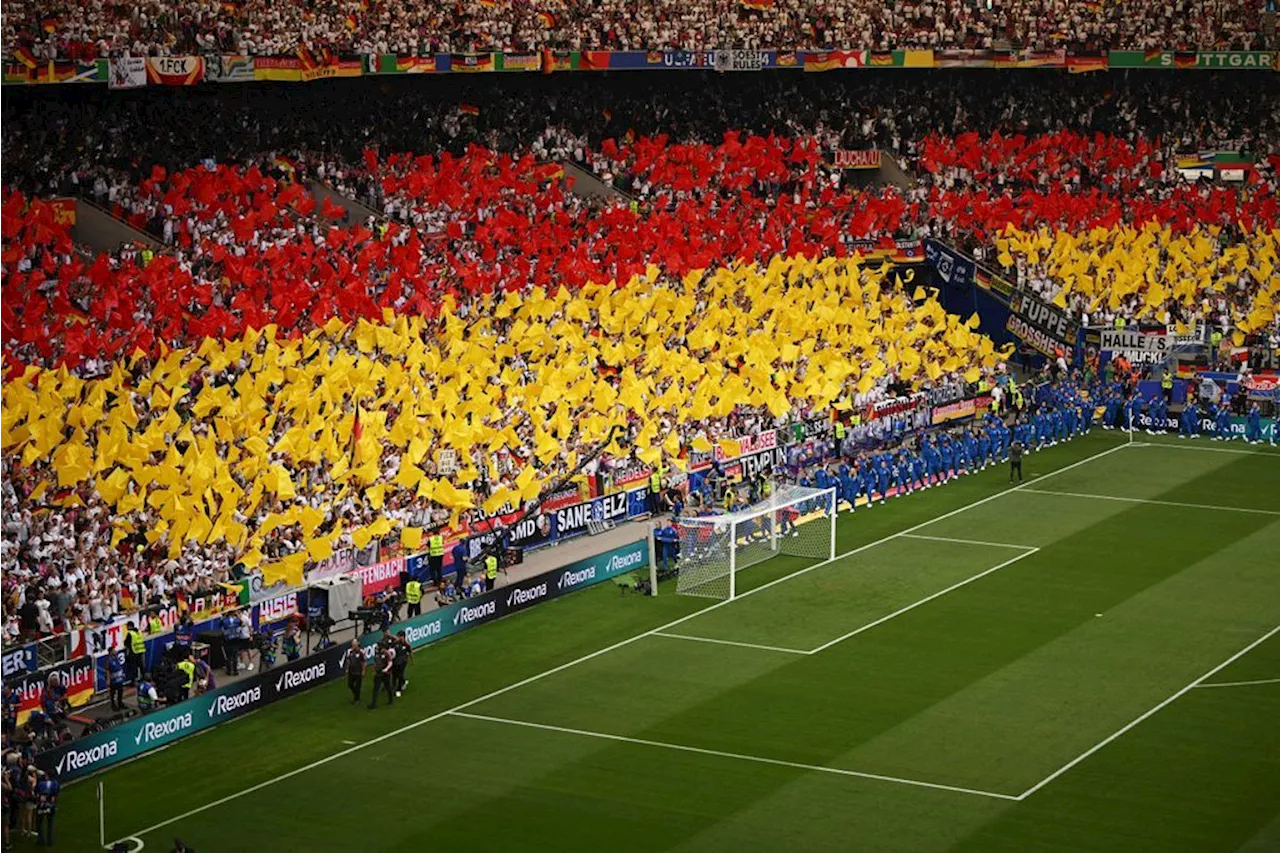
(676, 485, 837, 601)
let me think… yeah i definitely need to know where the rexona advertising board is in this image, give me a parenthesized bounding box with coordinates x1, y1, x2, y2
(39, 539, 649, 781)
(358, 538, 650, 661)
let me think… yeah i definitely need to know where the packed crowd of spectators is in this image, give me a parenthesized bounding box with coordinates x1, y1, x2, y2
(3, 0, 1273, 58)
(3, 71, 1278, 643)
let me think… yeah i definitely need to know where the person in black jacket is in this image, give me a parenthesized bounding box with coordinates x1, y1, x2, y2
(344, 640, 365, 704)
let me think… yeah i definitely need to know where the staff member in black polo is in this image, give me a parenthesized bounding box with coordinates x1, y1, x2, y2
(345, 640, 365, 704)
(1009, 439, 1024, 483)
(392, 630, 412, 697)
(367, 634, 396, 709)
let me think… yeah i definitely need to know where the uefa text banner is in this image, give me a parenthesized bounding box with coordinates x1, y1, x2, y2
(1107, 50, 1276, 70)
(1007, 290, 1080, 360)
(146, 56, 205, 85)
(206, 55, 255, 82)
(108, 56, 147, 89)
(924, 239, 977, 288)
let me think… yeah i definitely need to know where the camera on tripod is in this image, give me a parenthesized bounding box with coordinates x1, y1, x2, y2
(349, 605, 389, 634)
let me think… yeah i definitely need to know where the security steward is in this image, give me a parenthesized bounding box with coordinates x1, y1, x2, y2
(427, 531, 445, 587)
(345, 640, 365, 704)
(367, 633, 396, 709)
(392, 630, 413, 697)
(648, 467, 663, 514)
(123, 621, 146, 683)
(485, 552, 500, 592)
(404, 576, 423, 618)
(176, 654, 196, 701)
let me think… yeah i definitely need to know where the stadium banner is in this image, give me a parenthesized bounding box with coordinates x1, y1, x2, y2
(1107, 50, 1276, 70)
(552, 488, 645, 538)
(1135, 411, 1276, 438)
(39, 642, 350, 782)
(2, 643, 38, 678)
(1066, 53, 1108, 73)
(864, 49, 934, 68)
(803, 50, 867, 71)
(357, 539, 651, 665)
(714, 50, 772, 71)
(935, 49, 993, 68)
(252, 55, 362, 82)
(70, 588, 243, 660)
(924, 239, 976, 287)
(2, 58, 105, 84)
(254, 590, 300, 629)
(350, 556, 406, 596)
(1007, 290, 1079, 359)
(495, 52, 542, 72)
(931, 393, 995, 425)
(714, 428, 778, 462)
(46, 197, 77, 226)
(367, 54, 437, 74)
(449, 52, 495, 73)
(992, 49, 1065, 69)
(1100, 329, 1174, 362)
(206, 54, 255, 82)
(832, 149, 881, 169)
(108, 56, 147, 89)
(146, 56, 205, 85)
(14, 655, 96, 726)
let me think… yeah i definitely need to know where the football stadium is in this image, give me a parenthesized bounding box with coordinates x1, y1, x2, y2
(2, 7, 1279, 852)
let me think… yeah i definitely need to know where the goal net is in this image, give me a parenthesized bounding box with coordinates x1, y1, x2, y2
(674, 485, 836, 600)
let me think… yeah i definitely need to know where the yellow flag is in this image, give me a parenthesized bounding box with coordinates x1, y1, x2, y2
(400, 527, 424, 550)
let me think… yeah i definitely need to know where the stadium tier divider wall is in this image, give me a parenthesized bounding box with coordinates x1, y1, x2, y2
(37, 538, 651, 783)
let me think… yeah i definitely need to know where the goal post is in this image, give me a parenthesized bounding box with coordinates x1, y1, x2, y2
(674, 485, 837, 600)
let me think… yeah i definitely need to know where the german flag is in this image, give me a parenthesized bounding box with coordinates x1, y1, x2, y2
(1174, 51, 1197, 69)
(536, 10, 558, 27)
(296, 44, 317, 69)
(344, 14, 358, 30)
(1067, 53, 1107, 73)
(477, 0, 497, 6)
(40, 17, 58, 33)
(992, 49, 1017, 68)
(869, 50, 894, 66)
(273, 155, 298, 173)
(1143, 48, 1162, 63)
(739, 0, 773, 10)
(13, 46, 37, 69)
(458, 103, 480, 116)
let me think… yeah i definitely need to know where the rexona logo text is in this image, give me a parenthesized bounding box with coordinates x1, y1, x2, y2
(558, 566, 595, 589)
(507, 582, 548, 607)
(208, 685, 262, 718)
(56, 739, 118, 775)
(135, 711, 194, 745)
(452, 600, 496, 626)
(607, 550, 644, 573)
(276, 662, 326, 692)
(404, 620, 443, 645)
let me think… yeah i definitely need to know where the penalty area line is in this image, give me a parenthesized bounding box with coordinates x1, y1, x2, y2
(1193, 677, 1280, 690)
(449, 711, 1021, 801)
(651, 632, 812, 655)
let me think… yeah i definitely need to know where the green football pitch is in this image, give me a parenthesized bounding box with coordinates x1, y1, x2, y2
(46, 432, 1280, 853)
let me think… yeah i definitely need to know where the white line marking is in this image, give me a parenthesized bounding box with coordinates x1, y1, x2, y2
(651, 632, 812, 655)
(341, 740, 358, 745)
(1132, 442, 1280, 457)
(899, 534, 1037, 551)
(1017, 623, 1280, 800)
(1020, 488, 1280, 517)
(806, 548, 1041, 655)
(111, 441, 1127, 842)
(1193, 677, 1280, 690)
(449, 711, 1021, 801)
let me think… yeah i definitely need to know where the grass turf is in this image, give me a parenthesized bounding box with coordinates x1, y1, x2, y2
(37, 431, 1280, 853)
